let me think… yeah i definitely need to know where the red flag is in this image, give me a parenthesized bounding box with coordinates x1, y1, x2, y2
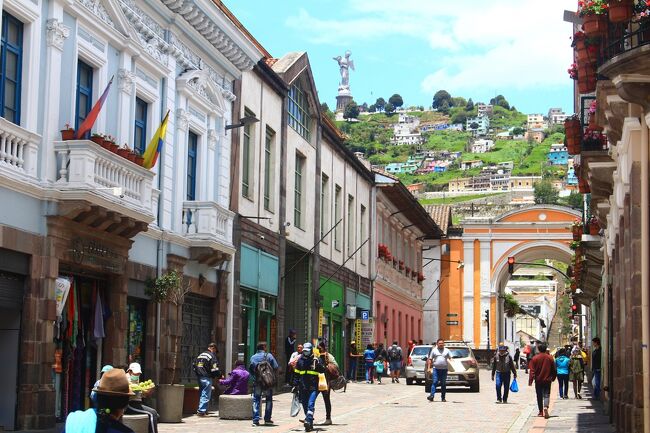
(75, 76, 114, 139)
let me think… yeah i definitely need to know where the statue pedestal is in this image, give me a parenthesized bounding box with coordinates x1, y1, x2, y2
(336, 94, 353, 112)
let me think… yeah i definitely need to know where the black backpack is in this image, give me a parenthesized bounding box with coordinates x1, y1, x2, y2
(255, 353, 276, 389)
(388, 346, 401, 361)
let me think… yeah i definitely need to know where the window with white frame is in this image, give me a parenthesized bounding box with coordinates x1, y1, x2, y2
(360, 204, 366, 264)
(0, 12, 23, 125)
(321, 174, 329, 240)
(294, 152, 305, 229)
(134, 97, 148, 155)
(334, 184, 341, 251)
(187, 131, 198, 201)
(264, 126, 275, 211)
(288, 83, 310, 141)
(347, 194, 354, 257)
(242, 108, 255, 199)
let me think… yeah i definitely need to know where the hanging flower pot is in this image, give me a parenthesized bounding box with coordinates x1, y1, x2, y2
(61, 125, 75, 141)
(579, 178, 591, 193)
(583, 14, 609, 36)
(589, 217, 600, 235)
(565, 116, 583, 154)
(572, 225, 584, 240)
(573, 32, 601, 64)
(609, 0, 633, 22)
(135, 154, 145, 166)
(577, 65, 598, 93)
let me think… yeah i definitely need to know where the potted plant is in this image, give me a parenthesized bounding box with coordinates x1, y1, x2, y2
(569, 240, 581, 250)
(633, 0, 650, 38)
(146, 270, 190, 423)
(571, 220, 584, 240)
(91, 133, 104, 146)
(609, 0, 634, 22)
(398, 260, 405, 271)
(117, 143, 131, 159)
(583, 129, 607, 151)
(502, 293, 522, 318)
(378, 243, 388, 258)
(104, 135, 119, 153)
(577, 62, 598, 94)
(564, 115, 582, 154)
(405, 266, 411, 275)
(135, 152, 145, 167)
(417, 272, 425, 283)
(61, 124, 75, 141)
(384, 251, 392, 263)
(573, 32, 601, 64)
(578, 0, 609, 36)
(123, 145, 137, 163)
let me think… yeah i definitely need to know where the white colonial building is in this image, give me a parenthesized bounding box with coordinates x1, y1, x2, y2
(0, 0, 261, 429)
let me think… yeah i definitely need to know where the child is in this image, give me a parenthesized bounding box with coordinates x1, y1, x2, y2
(363, 344, 375, 384)
(374, 356, 385, 384)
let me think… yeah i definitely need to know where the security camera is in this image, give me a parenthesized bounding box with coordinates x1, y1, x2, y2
(260, 235, 265, 240)
(283, 221, 291, 227)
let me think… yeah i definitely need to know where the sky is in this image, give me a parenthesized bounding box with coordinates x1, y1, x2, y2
(222, 0, 576, 115)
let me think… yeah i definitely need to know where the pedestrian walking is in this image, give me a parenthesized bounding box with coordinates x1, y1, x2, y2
(285, 329, 297, 385)
(317, 341, 338, 425)
(514, 347, 520, 369)
(387, 341, 404, 383)
(294, 343, 326, 432)
(491, 344, 517, 403)
(64, 369, 136, 433)
(125, 362, 159, 433)
(407, 340, 416, 357)
(427, 339, 451, 402)
(90, 365, 113, 406)
(522, 342, 531, 373)
(193, 342, 221, 416)
(528, 342, 556, 419)
(569, 346, 585, 399)
(555, 348, 570, 399)
(249, 341, 279, 426)
(591, 337, 602, 400)
(374, 355, 385, 384)
(347, 341, 362, 382)
(363, 344, 375, 384)
(219, 360, 250, 395)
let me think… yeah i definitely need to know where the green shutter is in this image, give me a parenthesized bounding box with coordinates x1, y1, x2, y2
(259, 252, 279, 296)
(241, 244, 259, 289)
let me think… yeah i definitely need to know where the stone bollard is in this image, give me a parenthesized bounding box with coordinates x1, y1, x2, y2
(218, 394, 253, 420)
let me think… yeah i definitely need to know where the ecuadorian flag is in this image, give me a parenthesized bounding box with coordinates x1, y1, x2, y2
(142, 110, 170, 169)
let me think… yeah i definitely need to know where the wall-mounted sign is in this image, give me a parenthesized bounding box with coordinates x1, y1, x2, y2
(331, 300, 340, 309)
(447, 313, 458, 317)
(361, 310, 369, 321)
(446, 320, 459, 326)
(69, 237, 123, 272)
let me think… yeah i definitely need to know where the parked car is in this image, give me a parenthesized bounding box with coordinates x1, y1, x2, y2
(405, 344, 432, 385)
(424, 341, 480, 392)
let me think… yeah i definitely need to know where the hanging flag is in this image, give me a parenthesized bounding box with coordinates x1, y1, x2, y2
(142, 110, 170, 169)
(75, 76, 114, 139)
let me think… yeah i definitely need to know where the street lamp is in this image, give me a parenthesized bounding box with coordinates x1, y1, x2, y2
(225, 115, 259, 130)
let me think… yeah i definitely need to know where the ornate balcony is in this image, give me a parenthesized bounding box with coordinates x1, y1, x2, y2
(0, 117, 40, 180)
(182, 200, 234, 265)
(54, 140, 155, 224)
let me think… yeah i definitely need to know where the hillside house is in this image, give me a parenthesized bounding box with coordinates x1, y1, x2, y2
(406, 183, 426, 194)
(471, 139, 495, 153)
(477, 103, 494, 117)
(461, 160, 483, 170)
(547, 108, 568, 125)
(548, 143, 569, 165)
(498, 161, 515, 170)
(449, 178, 471, 192)
(466, 115, 490, 136)
(510, 176, 542, 190)
(385, 162, 419, 174)
(527, 114, 546, 130)
(525, 129, 546, 143)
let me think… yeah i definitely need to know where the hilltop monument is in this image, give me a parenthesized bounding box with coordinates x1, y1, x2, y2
(333, 50, 355, 113)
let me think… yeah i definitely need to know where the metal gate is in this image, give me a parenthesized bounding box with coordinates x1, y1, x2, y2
(180, 294, 214, 384)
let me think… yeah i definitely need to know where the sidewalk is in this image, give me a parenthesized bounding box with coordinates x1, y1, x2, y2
(511, 381, 614, 433)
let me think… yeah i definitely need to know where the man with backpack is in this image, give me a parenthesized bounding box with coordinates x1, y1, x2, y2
(491, 344, 517, 404)
(387, 341, 404, 383)
(249, 342, 279, 427)
(193, 342, 221, 416)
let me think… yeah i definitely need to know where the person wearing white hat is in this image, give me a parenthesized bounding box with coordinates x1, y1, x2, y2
(125, 362, 158, 433)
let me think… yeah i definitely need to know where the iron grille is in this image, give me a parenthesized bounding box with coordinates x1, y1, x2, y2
(180, 294, 214, 384)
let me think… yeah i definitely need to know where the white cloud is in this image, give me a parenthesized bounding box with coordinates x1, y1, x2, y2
(286, 0, 574, 92)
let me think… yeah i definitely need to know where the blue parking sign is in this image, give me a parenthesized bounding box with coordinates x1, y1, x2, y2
(361, 310, 369, 320)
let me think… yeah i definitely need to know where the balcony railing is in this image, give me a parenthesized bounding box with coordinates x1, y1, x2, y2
(182, 201, 234, 247)
(0, 117, 40, 178)
(600, 19, 650, 66)
(54, 140, 155, 219)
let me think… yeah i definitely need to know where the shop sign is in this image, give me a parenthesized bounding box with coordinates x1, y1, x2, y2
(361, 318, 374, 346)
(361, 310, 369, 320)
(346, 305, 356, 319)
(446, 320, 459, 326)
(355, 319, 362, 350)
(331, 299, 340, 309)
(270, 317, 277, 355)
(318, 308, 324, 334)
(70, 237, 123, 272)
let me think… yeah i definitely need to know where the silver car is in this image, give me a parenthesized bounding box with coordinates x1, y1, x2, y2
(405, 345, 432, 385)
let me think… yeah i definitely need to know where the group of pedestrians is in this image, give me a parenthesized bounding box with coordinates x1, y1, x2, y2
(353, 341, 404, 384)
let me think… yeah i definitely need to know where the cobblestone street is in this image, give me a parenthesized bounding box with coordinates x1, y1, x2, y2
(156, 369, 611, 433)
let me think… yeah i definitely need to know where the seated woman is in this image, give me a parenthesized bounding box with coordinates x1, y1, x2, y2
(219, 360, 250, 395)
(125, 362, 158, 433)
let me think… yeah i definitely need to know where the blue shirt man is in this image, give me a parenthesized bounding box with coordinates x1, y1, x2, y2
(249, 342, 279, 427)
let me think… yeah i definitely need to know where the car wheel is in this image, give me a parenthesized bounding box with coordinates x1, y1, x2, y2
(424, 382, 432, 393)
(406, 378, 414, 385)
(470, 382, 480, 393)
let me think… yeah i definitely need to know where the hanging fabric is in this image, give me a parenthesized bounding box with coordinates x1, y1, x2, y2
(94, 288, 105, 339)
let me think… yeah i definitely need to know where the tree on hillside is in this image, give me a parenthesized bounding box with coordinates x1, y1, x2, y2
(389, 94, 404, 109)
(534, 179, 559, 205)
(343, 101, 360, 120)
(451, 111, 468, 125)
(320, 103, 335, 121)
(384, 102, 395, 115)
(511, 127, 525, 136)
(466, 98, 475, 111)
(432, 90, 452, 110)
(368, 104, 377, 113)
(451, 97, 467, 108)
(565, 191, 584, 209)
(360, 102, 369, 112)
(376, 97, 386, 111)
(470, 121, 479, 130)
(490, 95, 511, 110)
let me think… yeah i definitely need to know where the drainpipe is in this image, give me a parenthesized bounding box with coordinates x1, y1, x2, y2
(641, 112, 650, 433)
(225, 256, 235, 372)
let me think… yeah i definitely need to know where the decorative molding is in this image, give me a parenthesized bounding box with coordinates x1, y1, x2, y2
(176, 109, 190, 132)
(118, 0, 168, 65)
(118, 69, 135, 95)
(46, 19, 70, 51)
(159, 0, 257, 72)
(78, 26, 106, 52)
(189, 106, 206, 122)
(207, 129, 218, 150)
(77, 0, 115, 29)
(135, 68, 157, 89)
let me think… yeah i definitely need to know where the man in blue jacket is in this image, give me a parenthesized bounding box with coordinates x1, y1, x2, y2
(294, 343, 326, 432)
(249, 342, 279, 426)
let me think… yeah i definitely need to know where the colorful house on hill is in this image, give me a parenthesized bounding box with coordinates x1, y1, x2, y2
(548, 143, 569, 165)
